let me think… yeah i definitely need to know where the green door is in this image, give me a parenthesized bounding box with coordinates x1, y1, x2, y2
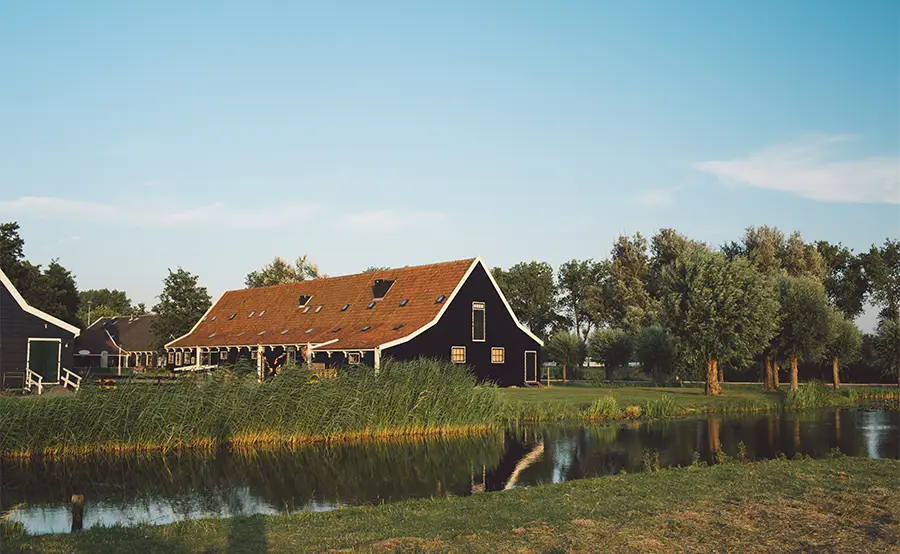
(29, 340, 60, 382)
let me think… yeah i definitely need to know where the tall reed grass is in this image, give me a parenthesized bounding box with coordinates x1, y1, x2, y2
(784, 380, 855, 410)
(0, 359, 506, 458)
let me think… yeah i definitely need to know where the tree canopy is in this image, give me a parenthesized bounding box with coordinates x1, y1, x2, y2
(245, 255, 324, 288)
(152, 268, 212, 351)
(493, 261, 560, 341)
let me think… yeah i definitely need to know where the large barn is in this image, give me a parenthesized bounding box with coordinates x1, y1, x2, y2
(0, 267, 81, 390)
(166, 258, 543, 386)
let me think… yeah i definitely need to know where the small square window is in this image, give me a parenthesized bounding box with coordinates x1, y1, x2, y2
(341, 304, 350, 311)
(348, 352, 361, 365)
(315, 304, 324, 313)
(451, 346, 466, 364)
(399, 299, 409, 307)
(491, 347, 505, 364)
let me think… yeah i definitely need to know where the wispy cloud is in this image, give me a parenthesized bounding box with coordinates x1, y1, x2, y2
(0, 196, 317, 228)
(339, 209, 447, 232)
(693, 134, 900, 204)
(630, 187, 682, 208)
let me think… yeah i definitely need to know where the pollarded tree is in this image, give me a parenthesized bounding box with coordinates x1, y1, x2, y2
(776, 275, 831, 391)
(821, 308, 862, 389)
(588, 328, 633, 381)
(865, 239, 900, 321)
(558, 259, 606, 341)
(152, 268, 212, 351)
(245, 255, 324, 288)
(815, 241, 869, 319)
(634, 325, 677, 382)
(545, 331, 585, 382)
(873, 317, 900, 385)
(606, 233, 658, 333)
(661, 250, 780, 396)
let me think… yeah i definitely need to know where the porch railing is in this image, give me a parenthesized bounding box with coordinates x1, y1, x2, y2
(61, 367, 82, 392)
(25, 368, 43, 395)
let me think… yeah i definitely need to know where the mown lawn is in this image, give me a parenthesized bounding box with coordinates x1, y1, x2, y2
(6, 456, 898, 553)
(501, 382, 784, 412)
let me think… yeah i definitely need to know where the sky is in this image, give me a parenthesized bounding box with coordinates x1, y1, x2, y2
(1, 1, 898, 330)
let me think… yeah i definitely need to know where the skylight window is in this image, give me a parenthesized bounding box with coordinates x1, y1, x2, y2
(202, 316, 208, 322)
(248, 311, 255, 318)
(280, 329, 289, 334)
(332, 327, 341, 333)
(435, 295, 446, 304)
(258, 330, 266, 336)
(303, 306, 311, 314)
(341, 304, 350, 311)
(209, 332, 216, 338)
(305, 328, 314, 334)
(258, 310, 265, 317)
(229, 314, 236, 320)
(211, 316, 217, 321)
(315, 304, 324, 313)
(361, 326, 371, 332)
(399, 299, 409, 307)
(393, 323, 405, 330)
(367, 301, 376, 309)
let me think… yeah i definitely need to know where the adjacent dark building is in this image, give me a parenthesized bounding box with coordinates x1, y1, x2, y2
(74, 315, 159, 374)
(0, 267, 81, 389)
(166, 258, 543, 386)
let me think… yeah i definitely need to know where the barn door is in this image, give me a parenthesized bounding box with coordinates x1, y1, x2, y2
(524, 351, 538, 383)
(28, 339, 61, 382)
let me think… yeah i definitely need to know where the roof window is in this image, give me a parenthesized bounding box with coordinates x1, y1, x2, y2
(248, 311, 255, 318)
(341, 304, 350, 311)
(399, 299, 409, 307)
(315, 304, 324, 313)
(393, 323, 405, 330)
(258, 310, 265, 317)
(298, 295, 311, 307)
(303, 306, 311, 314)
(258, 330, 266, 336)
(306, 328, 314, 334)
(211, 316, 217, 321)
(280, 329, 289, 334)
(209, 332, 216, 338)
(332, 327, 341, 333)
(229, 314, 236, 320)
(435, 295, 446, 304)
(367, 301, 376, 309)
(361, 326, 371, 332)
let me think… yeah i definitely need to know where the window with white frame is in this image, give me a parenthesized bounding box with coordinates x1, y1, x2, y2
(491, 347, 505, 364)
(472, 302, 485, 342)
(168, 352, 174, 364)
(348, 352, 361, 364)
(175, 352, 182, 365)
(287, 346, 296, 364)
(451, 346, 466, 364)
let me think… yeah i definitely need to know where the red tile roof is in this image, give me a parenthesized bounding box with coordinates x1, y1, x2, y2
(167, 258, 476, 350)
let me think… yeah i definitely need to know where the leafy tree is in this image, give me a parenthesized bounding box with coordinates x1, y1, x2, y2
(648, 228, 707, 298)
(606, 233, 658, 332)
(0, 221, 25, 274)
(361, 266, 391, 273)
(782, 231, 826, 281)
(634, 325, 677, 382)
(737, 225, 786, 274)
(558, 259, 605, 341)
(42, 260, 80, 326)
(78, 289, 134, 324)
(152, 268, 212, 351)
(133, 302, 148, 315)
(864, 239, 900, 321)
(245, 255, 324, 288)
(873, 317, 900, 385)
(545, 331, 584, 382)
(776, 275, 831, 391)
(815, 241, 869, 319)
(588, 328, 633, 381)
(493, 261, 560, 341)
(821, 308, 862, 389)
(661, 250, 779, 396)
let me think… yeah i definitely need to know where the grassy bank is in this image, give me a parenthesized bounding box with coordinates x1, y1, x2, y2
(0, 359, 506, 458)
(501, 381, 899, 421)
(6, 456, 898, 553)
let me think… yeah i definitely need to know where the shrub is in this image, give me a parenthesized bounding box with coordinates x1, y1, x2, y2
(641, 394, 682, 419)
(587, 396, 620, 420)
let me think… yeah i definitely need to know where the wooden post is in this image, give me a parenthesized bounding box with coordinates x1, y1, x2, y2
(374, 347, 381, 373)
(71, 494, 84, 533)
(117, 348, 122, 376)
(196, 346, 201, 369)
(256, 345, 264, 382)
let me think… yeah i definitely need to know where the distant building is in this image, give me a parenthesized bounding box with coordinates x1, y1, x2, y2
(74, 315, 159, 374)
(0, 267, 80, 388)
(166, 258, 543, 386)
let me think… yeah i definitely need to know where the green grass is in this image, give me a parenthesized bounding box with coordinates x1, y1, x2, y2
(6, 456, 898, 553)
(0, 359, 506, 457)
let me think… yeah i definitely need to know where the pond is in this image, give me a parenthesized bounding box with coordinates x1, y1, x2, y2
(3, 408, 897, 536)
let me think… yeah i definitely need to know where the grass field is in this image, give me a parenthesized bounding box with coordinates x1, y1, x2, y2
(6, 456, 898, 553)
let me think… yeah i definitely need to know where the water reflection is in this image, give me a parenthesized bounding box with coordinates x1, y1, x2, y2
(3, 409, 897, 536)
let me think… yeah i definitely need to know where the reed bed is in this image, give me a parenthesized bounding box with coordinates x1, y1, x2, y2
(0, 359, 507, 458)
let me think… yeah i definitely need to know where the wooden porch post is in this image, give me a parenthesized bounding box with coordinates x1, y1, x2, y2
(374, 347, 381, 372)
(196, 346, 201, 369)
(257, 345, 264, 382)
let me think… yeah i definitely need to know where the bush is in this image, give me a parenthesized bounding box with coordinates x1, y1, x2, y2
(641, 394, 683, 418)
(587, 396, 620, 419)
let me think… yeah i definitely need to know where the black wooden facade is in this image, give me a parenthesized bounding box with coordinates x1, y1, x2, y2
(0, 269, 80, 387)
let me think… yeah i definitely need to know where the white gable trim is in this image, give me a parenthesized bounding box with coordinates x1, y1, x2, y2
(164, 292, 222, 349)
(0, 267, 80, 336)
(378, 257, 543, 351)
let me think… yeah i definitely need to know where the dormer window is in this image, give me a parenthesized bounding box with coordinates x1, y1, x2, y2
(298, 295, 311, 307)
(372, 279, 395, 299)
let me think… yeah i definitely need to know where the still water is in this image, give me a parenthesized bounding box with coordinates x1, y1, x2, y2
(3, 408, 897, 536)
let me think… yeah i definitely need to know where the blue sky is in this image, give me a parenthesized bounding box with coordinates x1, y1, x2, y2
(1, 1, 897, 330)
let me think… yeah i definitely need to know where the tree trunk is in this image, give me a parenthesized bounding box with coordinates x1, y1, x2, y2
(832, 357, 840, 390)
(764, 358, 774, 391)
(705, 359, 722, 396)
(718, 363, 724, 384)
(790, 357, 799, 392)
(773, 360, 780, 391)
(562, 363, 567, 383)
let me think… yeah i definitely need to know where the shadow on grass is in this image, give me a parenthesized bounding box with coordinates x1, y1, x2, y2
(226, 515, 268, 553)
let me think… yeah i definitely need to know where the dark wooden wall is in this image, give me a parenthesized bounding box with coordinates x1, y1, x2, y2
(1, 280, 77, 383)
(384, 262, 541, 387)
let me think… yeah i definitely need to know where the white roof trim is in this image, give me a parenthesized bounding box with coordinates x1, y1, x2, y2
(378, 257, 543, 351)
(0, 267, 80, 336)
(164, 292, 222, 348)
